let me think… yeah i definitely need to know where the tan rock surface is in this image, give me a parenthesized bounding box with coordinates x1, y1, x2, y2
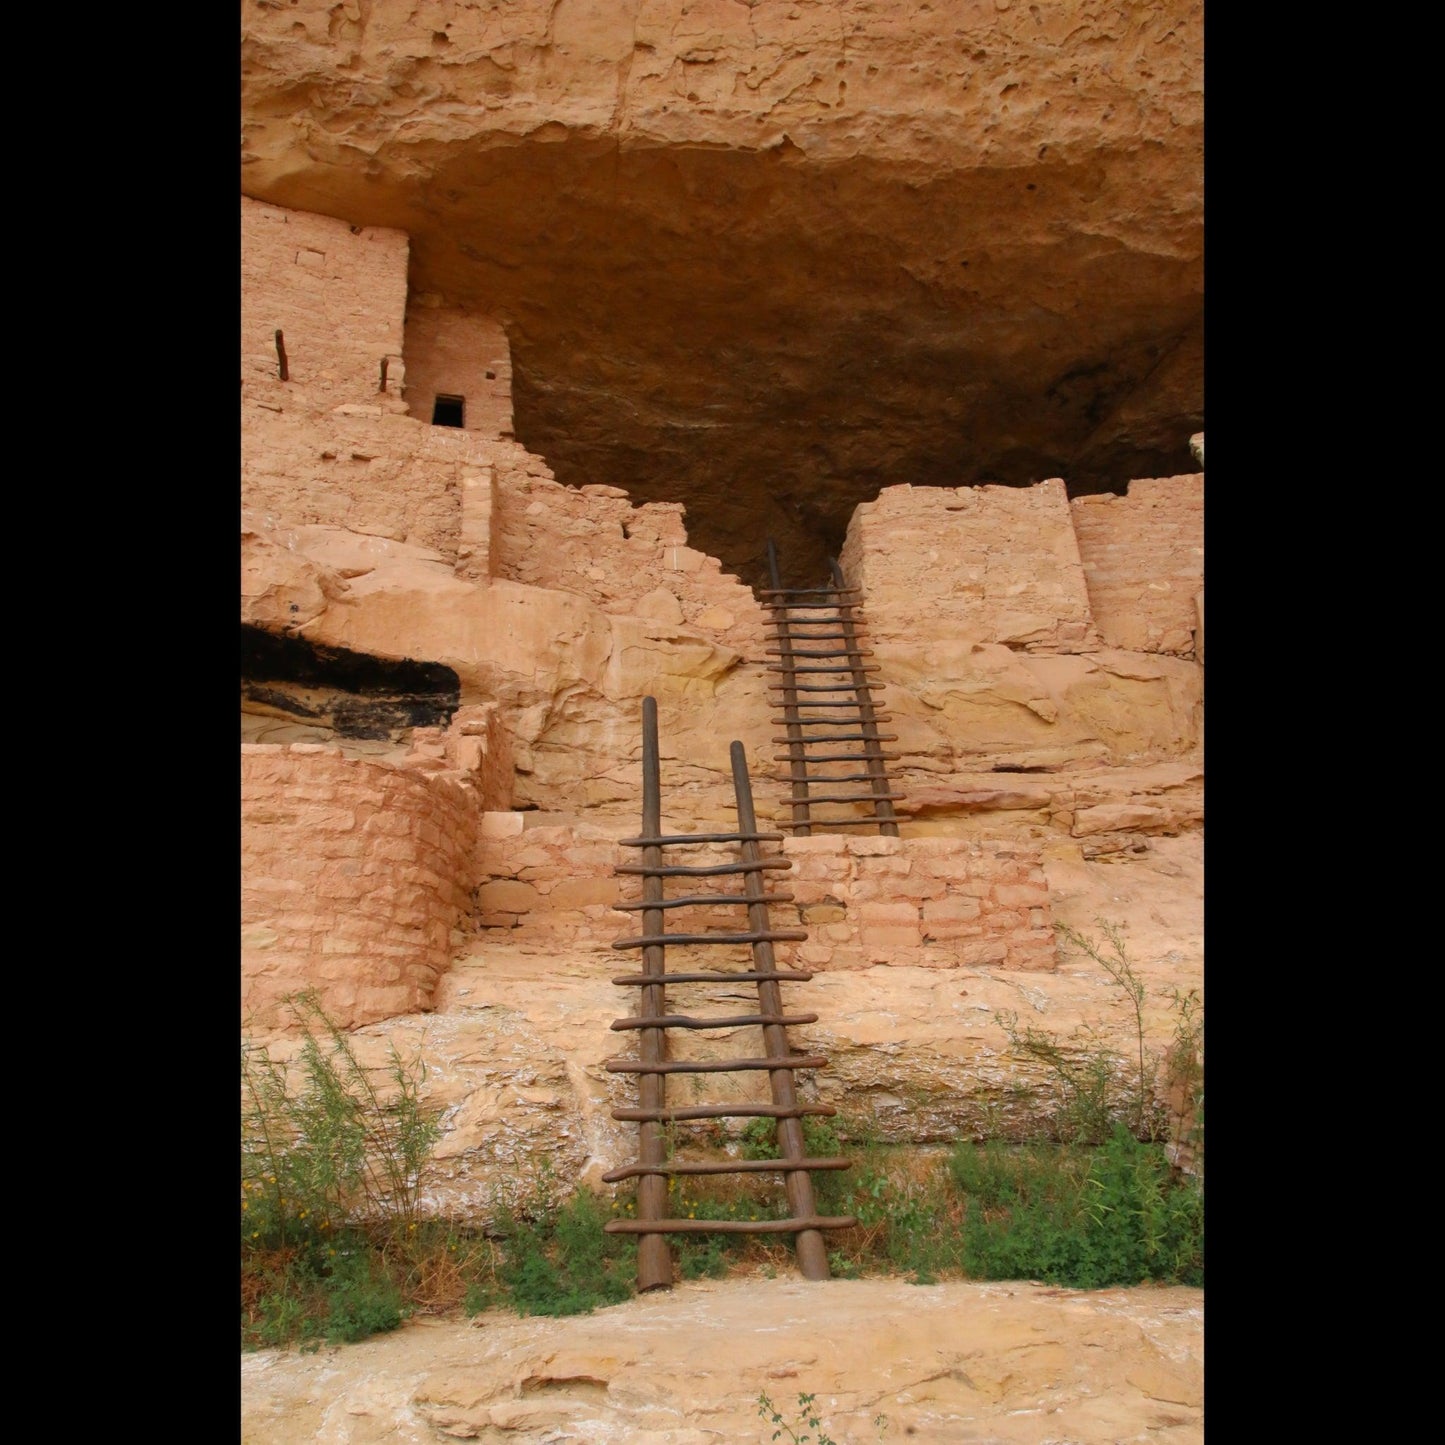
(243, 834, 1199, 1217)
(240, 1278, 1202, 1444)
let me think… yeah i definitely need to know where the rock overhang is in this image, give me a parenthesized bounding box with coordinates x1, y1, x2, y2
(241, 1, 1203, 587)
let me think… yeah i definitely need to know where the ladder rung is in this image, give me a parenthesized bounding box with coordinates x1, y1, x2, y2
(768, 683, 870, 693)
(605, 1054, 829, 1074)
(611, 929, 809, 949)
(776, 772, 889, 783)
(611, 1103, 839, 1122)
(614, 860, 793, 877)
(602, 1157, 852, 1182)
(612, 893, 794, 911)
(771, 734, 898, 743)
(772, 752, 900, 762)
(605, 1215, 858, 1235)
(770, 699, 880, 708)
(610, 1011, 818, 1031)
(776, 791, 907, 805)
(779, 817, 906, 829)
(772, 717, 893, 727)
(759, 587, 860, 597)
(619, 830, 783, 847)
(765, 649, 873, 659)
(611, 969, 815, 985)
(766, 664, 881, 675)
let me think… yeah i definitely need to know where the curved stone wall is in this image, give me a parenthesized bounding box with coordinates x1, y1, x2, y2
(241, 743, 478, 1029)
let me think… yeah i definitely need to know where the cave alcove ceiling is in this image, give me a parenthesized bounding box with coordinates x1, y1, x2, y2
(241, 3, 1202, 588)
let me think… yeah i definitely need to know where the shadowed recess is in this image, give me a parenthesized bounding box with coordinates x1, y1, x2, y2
(247, 135, 1201, 588)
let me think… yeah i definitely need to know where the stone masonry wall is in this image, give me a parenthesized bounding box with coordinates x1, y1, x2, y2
(241, 408, 487, 561)
(242, 199, 529, 564)
(471, 818, 1053, 972)
(838, 480, 1100, 653)
(242, 744, 478, 1030)
(781, 835, 1056, 972)
(1070, 474, 1203, 657)
(403, 301, 515, 438)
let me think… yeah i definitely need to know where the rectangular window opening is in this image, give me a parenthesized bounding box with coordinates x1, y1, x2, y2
(432, 394, 465, 428)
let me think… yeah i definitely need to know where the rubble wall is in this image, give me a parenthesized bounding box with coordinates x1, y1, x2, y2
(474, 815, 622, 944)
(1070, 474, 1204, 656)
(492, 473, 767, 656)
(241, 744, 478, 1030)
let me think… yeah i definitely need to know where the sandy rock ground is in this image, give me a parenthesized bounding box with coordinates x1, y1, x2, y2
(241, 1276, 1202, 1444)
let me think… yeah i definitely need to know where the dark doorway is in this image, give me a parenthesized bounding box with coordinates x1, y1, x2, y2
(432, 394, 465, 428)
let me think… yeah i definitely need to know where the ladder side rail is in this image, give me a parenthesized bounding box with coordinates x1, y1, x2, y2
(768, 538, 814, 836)
(635, 697, 673, 1290)
(730, 739, 832, 1280)
(828, 559, 901, 836)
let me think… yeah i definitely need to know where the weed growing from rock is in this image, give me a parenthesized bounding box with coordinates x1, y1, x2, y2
(757, 1391, 888, 1445)
(241, 991, 441, 1242)
(241, 992, 443, 1347)
(997, 919, 1203, 1148)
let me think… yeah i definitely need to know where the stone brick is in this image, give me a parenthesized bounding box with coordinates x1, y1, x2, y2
(858, 902, 919, 926)
(546, 877, 621, 909)
(994, 885, 1050, 908)
(922, 896, 982, 923)
(859, 923, 923, 949)
(476, 880, 540, 913)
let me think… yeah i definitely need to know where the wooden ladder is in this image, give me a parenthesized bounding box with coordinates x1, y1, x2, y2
(763, 541, 908, 836)
(603, 696, 857, 1289)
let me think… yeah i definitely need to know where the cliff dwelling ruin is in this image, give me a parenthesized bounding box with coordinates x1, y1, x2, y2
(241, 1, 1203, 1238)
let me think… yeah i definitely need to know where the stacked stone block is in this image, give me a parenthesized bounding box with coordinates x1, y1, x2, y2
(472, 821, 1054, 972)
(241, 197, 410, 413)
(840, 480, 1100, 653)
(782, 836, 1056, 971)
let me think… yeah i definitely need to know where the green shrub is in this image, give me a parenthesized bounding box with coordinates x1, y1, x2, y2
(496, 1188, 636, 1316)
(739, 1115, 842, 1161)
(322, 1254, 405, 1343)
(949, 1126, 1203, 1288)
(757, 1391, 888, 1445)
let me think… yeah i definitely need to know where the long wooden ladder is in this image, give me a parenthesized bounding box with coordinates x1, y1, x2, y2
(763, 542, 908, 836)
(603, 696, 857, 1288)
